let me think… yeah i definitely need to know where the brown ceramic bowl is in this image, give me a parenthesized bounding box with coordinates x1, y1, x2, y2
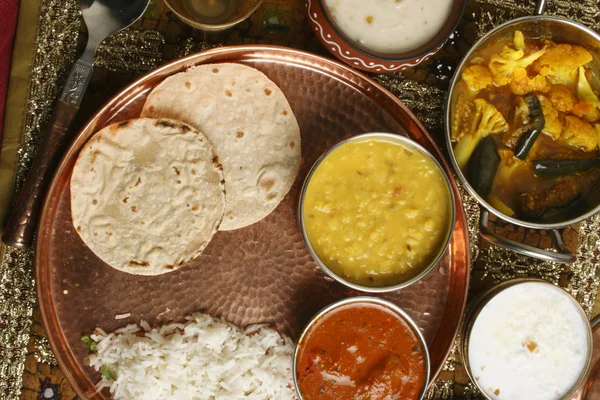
(165, 0, 263, 32)
(306, 0, 465, 73)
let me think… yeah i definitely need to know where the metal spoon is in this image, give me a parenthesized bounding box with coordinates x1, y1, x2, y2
(2, 0, 150, 248)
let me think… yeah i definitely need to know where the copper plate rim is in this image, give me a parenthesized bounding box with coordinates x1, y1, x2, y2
(36, 45, 471, 399)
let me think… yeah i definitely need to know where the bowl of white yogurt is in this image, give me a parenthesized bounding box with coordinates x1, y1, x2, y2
(461, 279, 592, 400)
(306, 0, 465, 73)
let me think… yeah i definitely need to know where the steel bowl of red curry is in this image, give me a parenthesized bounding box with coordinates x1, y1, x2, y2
(293, 297, 431, 400)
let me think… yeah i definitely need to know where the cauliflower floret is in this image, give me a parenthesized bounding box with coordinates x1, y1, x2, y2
(492, 149, 531, 210)
(538, 95, 562, 139)
(532, 44, 593, 85)
(509, 68, 547, 95)
(488, 149, 535, 217)
(452, 88, 476, 141)
(572, 102, 599, 121)
(514, 31, 526, 51)
(454, 98, 509, 169)
(488, 195, 515, 217)
(489, 46, 547, 86)
(572, 66, 600, 122)
(547, 84, 577, 112)
(560, 115, 598, 151)
(462, 65, 493, 93)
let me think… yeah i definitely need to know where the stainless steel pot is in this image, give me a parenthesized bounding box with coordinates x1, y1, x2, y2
(444, 0, 600, 263)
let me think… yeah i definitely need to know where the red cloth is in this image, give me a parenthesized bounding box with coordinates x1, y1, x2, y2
(0, 0, 20, 145)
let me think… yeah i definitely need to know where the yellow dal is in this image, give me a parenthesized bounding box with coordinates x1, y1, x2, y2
(303, 138, 451, 286)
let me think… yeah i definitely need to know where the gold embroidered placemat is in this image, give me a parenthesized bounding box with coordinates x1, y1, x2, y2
(2, 0, 600, 399)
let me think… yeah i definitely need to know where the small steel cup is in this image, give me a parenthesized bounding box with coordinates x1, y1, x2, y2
(298, 132, 456, 293)
(164, 0, 263, 32)
(292, 296, 431, 400)
(460, 278, 593, 400)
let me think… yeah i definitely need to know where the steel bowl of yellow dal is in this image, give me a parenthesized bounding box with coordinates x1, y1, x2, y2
(299, 133, 456, 292)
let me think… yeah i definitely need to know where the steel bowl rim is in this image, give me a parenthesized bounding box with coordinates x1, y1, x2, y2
(298, 132, 456, 293)
(459, 277, 593, 400)
(444, 15, 600, 230)
(163, 0, 264, 31)
(313, 0, 466, 63)
(292, 296, 431, 400)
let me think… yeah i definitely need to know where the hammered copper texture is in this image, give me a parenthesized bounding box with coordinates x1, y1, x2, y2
(36, 47, 470, 399)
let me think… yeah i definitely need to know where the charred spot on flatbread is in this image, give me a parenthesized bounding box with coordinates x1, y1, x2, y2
(128, 260, 150, 267)
(90, 150, 101, 164)
(260, 177, 275, 191)
(156, 120, 175, 128)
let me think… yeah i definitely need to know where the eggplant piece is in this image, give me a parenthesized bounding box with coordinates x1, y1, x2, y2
(513, 93, 545, 160)
(518, 178, 583, 221)
(533, 158, 600, 177)
(467, 136, 500, 198)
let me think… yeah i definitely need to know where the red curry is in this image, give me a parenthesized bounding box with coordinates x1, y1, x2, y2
(296, 303, 427, 400)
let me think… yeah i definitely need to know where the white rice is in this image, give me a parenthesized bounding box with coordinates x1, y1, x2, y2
(87, 313, 296, 400)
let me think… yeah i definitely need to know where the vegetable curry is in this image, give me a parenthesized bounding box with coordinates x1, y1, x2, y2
(296, 303, 427, 400)
(452, 30, 600, 222)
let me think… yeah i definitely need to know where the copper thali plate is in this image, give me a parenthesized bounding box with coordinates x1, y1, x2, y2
(36, 45, 471, 399)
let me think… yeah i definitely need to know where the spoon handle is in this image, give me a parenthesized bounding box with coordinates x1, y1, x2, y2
(2, 59, 93, 248)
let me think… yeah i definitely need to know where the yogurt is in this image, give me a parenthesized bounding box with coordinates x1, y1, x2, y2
(324, 0, 454, 54)
(468, 282, 590, 400)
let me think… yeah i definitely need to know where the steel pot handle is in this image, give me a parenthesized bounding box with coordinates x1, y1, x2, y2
(479, 208, 577, 264)
(535, 0, 547, 15)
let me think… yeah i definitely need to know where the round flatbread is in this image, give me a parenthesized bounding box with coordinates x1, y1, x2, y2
(70, 118, 225, 275)
(141, 63, 301, 230)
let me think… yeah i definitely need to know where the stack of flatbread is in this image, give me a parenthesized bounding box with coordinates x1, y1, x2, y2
(71, 64, 301, 275)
